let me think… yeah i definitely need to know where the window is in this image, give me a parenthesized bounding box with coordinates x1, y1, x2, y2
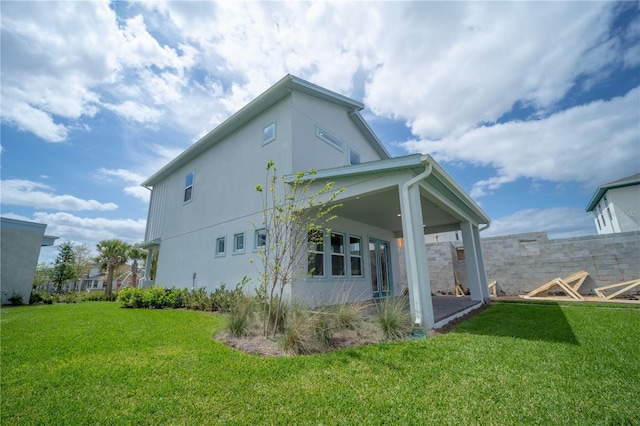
(348, 148, 361, 165)
(596, 216, 602, 231)
(215, 236, 226, 256)
(331, 232, 345, 276)
(254, 228, 267, 250)
(606, 207, 613, 222)
(456, 248, 465, 261)
(184, 171, 195, 203)
(263, 122, 276, 145)
(308, 230, 324, 277)
(349, 236, 362, 277)
(316, 126, 343, 151)
(233, 232, 245, 253)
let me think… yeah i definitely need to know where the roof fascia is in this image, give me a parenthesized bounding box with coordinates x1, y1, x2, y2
(422, 154, 491, 225)
(586, 174, 640, 212)
(348, 111, 391, 159)
(142, 74, 365, 187)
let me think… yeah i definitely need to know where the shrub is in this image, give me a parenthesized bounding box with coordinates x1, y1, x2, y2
(312, 309, 334, 347)
(8, 292, 24, 305)
(375, 296, 412, 340)
(118, 287, 145, 308)
(212, 277, 249, 313)
(332, 301, 366, 331)
(186, 288, 211, 311)
(29, 291, 53, 305)
(165, 288, 187, 309)
(143, 286, 167, 309)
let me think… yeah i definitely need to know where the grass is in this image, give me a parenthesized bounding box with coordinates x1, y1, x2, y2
(2, 301, 639, 424)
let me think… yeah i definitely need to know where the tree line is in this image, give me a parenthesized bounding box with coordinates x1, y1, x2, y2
(35, 239, 150, 295)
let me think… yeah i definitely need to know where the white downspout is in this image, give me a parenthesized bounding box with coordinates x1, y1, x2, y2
(400, 161, 432, 327)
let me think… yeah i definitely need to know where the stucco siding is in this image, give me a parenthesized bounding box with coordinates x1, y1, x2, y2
(1, 219, 47, 304)
(291, 91, 383, 172)
(608, 187, 640, 232)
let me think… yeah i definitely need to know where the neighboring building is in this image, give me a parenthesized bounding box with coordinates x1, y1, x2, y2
(76, 263, 107, 291)
(586, 173, 640, 234)
(141, 75, 490, 329)
(1, 217, 58, 304)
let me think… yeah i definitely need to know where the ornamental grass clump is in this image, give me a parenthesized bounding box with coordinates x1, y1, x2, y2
(376, 296, 412, 340)
(227, 296, 257, 338)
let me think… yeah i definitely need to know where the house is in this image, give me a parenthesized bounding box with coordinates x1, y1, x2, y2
(140, 75, 491, 329)
(1, 217, 58, 304)
(585, 173, 640, 234)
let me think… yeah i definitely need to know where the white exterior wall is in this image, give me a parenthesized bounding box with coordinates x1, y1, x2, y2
(608, 186, 640, 232)
(593, 186, 640, 235)
(291, 91, 384, 172)
(153, 97, 294, 290)
(292, 216, 402, 306)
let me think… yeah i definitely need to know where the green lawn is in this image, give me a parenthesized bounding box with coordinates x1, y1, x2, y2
(2, 301, 638, 425)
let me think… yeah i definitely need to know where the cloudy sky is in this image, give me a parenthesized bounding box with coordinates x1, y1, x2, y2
(2, 1, 639, 263)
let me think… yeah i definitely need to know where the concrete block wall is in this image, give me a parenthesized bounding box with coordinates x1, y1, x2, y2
(399, 230, 640, 297)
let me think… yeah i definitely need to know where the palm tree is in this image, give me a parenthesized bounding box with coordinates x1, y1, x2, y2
(128, 246, 146, 288)
(96, 239, 131, 296)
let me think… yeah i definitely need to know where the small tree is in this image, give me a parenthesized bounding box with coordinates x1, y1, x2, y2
(127, 246, 146, 287)
(52, 241, 78, 293)
(74, 243, 92, 290)
(255, 160, 343, 337)
(33, 262, 52, 289)
(96, 239, 131, 296)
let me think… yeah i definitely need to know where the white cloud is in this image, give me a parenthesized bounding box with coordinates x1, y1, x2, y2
(97, 168, 150, 202)
(481, 207, 595, 239)
(400, 87, 640, 197)
(0, 179, 118, 211)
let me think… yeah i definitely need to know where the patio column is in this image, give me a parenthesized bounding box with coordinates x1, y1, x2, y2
(144, 248, 154, 281)
(400, 183, 435, 329)
(460, 222, 489, 301)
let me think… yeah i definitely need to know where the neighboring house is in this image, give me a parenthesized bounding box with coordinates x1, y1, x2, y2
(76, 263, 107, 291)
(141, 75, 491, 329)
(586, 173, 640, 234)
(1, 217, 58, 304)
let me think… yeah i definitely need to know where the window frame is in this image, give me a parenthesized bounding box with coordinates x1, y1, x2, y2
(233, 232, 245, 254)
(254, 228, 267, 251)
(215, 236, 226, 257)
(348, 147, 361, 165)
(330, 232, 346, 277)
(308, 229, 325, 277)
(263, 122, 276, 146)
(316, 126, 343, 151)
(348, 235, 363, 277)
(183, 170, 195, 204)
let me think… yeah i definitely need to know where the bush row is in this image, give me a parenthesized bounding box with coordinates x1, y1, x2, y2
(117, 279, 247, 313)
(29, 291, 118, 305)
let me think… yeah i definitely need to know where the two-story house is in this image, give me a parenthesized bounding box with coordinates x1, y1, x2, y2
(140, 75, 491, 329)
(586, 173, 640, 234)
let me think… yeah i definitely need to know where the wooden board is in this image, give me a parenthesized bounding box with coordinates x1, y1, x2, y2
(522, 271, 589, 301)
(594, 279, 640, 300)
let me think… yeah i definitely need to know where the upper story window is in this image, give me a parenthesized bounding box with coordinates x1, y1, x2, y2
(349, 148, 361, 165)
(316, 126, 343, 151)
(184, 171, 195, 203)
(263, 122, 276, 145)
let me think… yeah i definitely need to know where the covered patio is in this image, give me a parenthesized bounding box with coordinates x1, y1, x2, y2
(299, 154, 491, 329)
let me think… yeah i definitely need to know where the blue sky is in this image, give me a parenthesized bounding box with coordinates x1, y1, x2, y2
(1, 1, 639, 264)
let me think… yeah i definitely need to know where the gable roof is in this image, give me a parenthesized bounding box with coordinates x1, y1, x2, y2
(585, 172, 640, 212)
(142, 74, 390, 187)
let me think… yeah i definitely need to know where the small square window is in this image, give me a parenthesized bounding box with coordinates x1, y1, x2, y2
(263, 122, 276, 145)
(254, 228, 267, 250)
(234, 232, 245, 253)
(215, 236, 226, 257)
